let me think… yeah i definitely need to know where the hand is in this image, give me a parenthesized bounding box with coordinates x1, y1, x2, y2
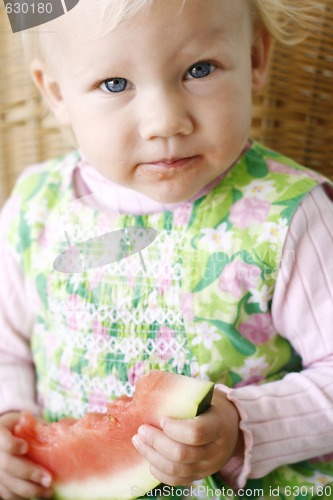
(0, 412, 53, 500)
(132, 387, 243, 486)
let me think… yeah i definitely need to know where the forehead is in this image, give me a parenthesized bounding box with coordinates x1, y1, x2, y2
(55, 0, 249, 29)
(43, 0, 251, 69)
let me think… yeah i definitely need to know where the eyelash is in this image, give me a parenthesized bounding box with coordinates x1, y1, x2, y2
(99, 60, 216, 94)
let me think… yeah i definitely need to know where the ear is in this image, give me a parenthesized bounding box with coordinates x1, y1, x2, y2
(251, 29, 273, 92)
(30, 58, 71, 125)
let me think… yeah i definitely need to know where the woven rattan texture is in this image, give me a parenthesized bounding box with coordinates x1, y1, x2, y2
(252, 1, 333, 181)
(1, 1, 333, 205)
(0, 5, 75, 205)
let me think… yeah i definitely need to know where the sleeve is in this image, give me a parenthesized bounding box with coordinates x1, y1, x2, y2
(0, 196, 39, 415)
(218, 183, 333, 489)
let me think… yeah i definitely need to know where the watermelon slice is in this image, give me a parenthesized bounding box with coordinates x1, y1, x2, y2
(14, 371, 214, 500)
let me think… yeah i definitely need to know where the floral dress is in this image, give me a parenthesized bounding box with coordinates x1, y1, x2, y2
(7, 141, 333, 499)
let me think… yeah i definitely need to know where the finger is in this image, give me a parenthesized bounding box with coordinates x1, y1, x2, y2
(136, 425, 204, 464)
(160, 410, 218, 446)
(133, 426, 226, 481)
(132, 433, 201, 480)
(0, 482, 21, 500)
(0, 428, 28, 456)
(0, 413, 21, 429)
(0, 470, 52, 500)
(0, 454, 52, 488)
(148, 463, 197, 487)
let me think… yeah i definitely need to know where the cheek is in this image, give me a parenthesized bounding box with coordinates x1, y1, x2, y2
(205, 86, 252, 140)
(202, 84, 252, 164)
(67, 110, 134, 182)
(74, 107, 135, 153)
(205, 72, 252, 123)
(66, 107, 121, 157)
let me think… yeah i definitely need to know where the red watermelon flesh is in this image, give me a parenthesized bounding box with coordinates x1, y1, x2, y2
(14, 395, 140, 482)
(14, 371, 214, 500)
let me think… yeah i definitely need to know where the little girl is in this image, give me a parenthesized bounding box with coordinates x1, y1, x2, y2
(1, 0, 333, 499)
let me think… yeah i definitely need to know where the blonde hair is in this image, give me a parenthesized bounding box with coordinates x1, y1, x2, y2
(20, 0, 319, 64)
(249, 0, 320, 44)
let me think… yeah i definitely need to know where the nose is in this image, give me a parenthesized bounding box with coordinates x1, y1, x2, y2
(139, 86, 194, 140)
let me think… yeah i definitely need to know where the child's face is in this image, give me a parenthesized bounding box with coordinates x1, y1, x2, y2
(34, 0, 270, 203)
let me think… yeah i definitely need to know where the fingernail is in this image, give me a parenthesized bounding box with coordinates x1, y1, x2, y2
(19, 442, 28, 454)
(138, 425, 148, 439)
(18, 441, 29, 454)
(132, 434, 140, 447)
(41, 474, 52, 487)
(32, 472, 52, 487)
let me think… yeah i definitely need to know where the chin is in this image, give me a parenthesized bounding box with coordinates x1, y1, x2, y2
(144, 184, 200, 204)
(149, 191, 191, 205)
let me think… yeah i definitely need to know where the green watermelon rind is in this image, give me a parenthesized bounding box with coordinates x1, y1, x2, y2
(53, 460, 158, 500)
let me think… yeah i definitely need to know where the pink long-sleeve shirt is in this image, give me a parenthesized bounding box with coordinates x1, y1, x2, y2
(0, 162, 333, 488)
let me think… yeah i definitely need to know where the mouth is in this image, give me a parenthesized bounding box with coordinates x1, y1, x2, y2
(140, 156, 200, 171)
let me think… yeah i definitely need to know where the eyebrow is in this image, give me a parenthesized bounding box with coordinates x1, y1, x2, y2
(179, 25, 235, 59)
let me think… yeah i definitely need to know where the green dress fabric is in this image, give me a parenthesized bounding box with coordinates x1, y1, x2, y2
(6, 141, 333, 499)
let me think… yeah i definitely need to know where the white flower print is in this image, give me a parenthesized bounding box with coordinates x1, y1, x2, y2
(243, 180, 275, 200)
(191, 322, 221, 350)
(238, 356, 269, 380)
(308, 471, 332, 490)
(257, 218, 288, 247)
(248, 285, 274, 312)
(190, 361, 211, 380)
(172, 350, 188, 373)
(147, 289, 158, 309)
(200, 223, 233, 252)
(24, 198, 49, 225)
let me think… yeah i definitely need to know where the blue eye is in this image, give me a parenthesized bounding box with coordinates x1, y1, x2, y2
(187, 61, 216, 79)
(102, 78, 128, 93)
